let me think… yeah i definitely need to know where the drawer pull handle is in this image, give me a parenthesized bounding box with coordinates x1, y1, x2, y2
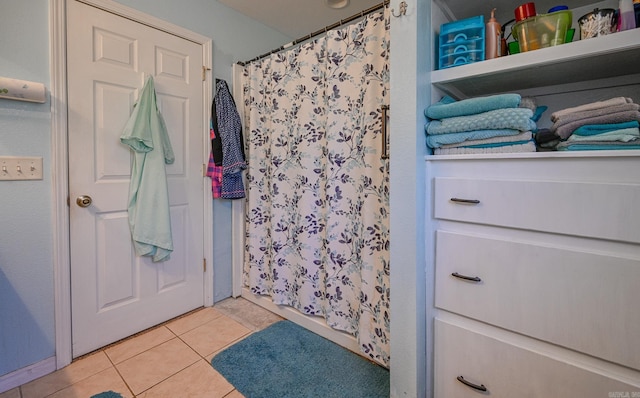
(450, 197, 480, 204)
(457, 376, 487, 392)
(452, 272, 482, 283)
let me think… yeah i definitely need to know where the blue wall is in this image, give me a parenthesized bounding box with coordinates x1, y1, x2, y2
(0, 0, 290, 378)
(0, 0, 56, 378)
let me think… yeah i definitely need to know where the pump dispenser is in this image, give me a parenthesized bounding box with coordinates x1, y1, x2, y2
(486, 8, 501, 59)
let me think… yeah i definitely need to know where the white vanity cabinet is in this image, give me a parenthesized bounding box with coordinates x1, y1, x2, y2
(426, 0, 640, 396)
(427, 154, 640, 396)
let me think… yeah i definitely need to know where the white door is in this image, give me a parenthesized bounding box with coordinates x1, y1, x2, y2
(67, 0, 206, 357)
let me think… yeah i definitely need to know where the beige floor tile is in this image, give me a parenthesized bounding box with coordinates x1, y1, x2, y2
(47, 367, 132, 398)
(137, 359, 234, 398)
(179, 315, 251, 358)
(165, 307, 223, 336)
(204, 332, 254, 364)
(224, 389, 245, 398)
(21, 351, 112, 398)
(214, 298, 283, 331)
(0, 388, 20, 398)
(105, 326, 175, 364)
(115, 337, 200, 395)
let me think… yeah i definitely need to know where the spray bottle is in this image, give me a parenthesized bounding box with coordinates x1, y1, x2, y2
(486, 8, 501, 59)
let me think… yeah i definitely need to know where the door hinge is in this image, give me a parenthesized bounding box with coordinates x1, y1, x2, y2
(202, 163, 206, 177)
(203, 258, 207, 272)
(202, 66, 211, 81)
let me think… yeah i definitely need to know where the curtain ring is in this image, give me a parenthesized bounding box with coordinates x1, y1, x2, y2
(391, 1, 407, 17)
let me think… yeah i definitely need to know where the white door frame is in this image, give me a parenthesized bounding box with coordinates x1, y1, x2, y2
(50, 0, 213, 369)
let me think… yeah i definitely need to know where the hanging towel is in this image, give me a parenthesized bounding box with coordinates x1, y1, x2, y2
(214, 79, 246, 199)
(120, 76, 174, 262)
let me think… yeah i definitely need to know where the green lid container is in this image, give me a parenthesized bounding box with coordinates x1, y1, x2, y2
(512, 10, 572, 52)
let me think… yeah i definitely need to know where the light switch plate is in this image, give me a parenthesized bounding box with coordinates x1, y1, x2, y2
(0, 156, 44, 180)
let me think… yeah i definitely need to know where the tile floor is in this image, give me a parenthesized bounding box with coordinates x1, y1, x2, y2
(1, 298, 283, 398)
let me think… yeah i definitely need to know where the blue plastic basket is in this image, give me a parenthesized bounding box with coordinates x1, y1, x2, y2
(439, 15, 485, 69)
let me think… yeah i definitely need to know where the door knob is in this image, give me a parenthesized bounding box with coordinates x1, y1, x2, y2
(76, 195, 93, 208)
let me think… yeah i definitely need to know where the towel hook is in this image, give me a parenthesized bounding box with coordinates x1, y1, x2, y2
(391, 1, 407, 17)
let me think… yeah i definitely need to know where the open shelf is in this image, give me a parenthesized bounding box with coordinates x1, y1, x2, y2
(431, 29, 640, 98)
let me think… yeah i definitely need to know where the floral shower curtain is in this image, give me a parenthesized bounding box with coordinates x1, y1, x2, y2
(241, 8, 390, 366)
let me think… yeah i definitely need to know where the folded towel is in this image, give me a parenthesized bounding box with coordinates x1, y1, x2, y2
(434, 140, 536, 155)
(425, 93, 521, 120)
(556, 138, 640, 151)
(533, 128, 557, 144)
(566, 127, 640, 142)
(519, 96, 537, 112)
(552, 103, 640, 130)
(426, 128, 524, 148)
(553, 110, 640, 140)
(573, 121, 640, 136)
(436, 131, 533, 149)
(551, 97, 633, 122)
(426, 108, 535, 135)
(459, 139, 534, 149)
(537, 139, 561, 150)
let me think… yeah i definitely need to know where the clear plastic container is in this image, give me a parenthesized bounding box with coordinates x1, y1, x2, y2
(440, 51, 484, 69)
(440, 39, 483, 56)
(512, 10, 572, 52)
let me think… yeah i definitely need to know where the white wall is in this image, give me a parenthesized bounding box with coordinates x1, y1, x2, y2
(0, 0, 290, 380)
(389, 0, 430, 396)
(0, 0, 56, 378)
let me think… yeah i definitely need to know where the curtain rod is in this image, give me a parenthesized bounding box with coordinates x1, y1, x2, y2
(236, 0, 390, 66)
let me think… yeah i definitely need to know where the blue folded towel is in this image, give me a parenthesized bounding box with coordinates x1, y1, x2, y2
(567, 128, 640, 142)
(425, 108, 536, 135)
(557, 143, 640, 151)
(572, 121, 640, 136)
(425, 93, 521, 120)
(461, 139, 534, 149)
(426, 128, 523, 148)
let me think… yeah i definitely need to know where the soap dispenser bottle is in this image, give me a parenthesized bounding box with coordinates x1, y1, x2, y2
(486, 8, 501, 59)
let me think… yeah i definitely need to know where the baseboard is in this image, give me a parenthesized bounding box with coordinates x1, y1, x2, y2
(241, 288, 360, 356)
(0, 356, 56, 393)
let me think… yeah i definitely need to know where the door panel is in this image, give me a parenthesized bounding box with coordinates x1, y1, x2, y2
(67, 0, 205, 357)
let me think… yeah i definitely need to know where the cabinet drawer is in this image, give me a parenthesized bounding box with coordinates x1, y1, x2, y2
(435, 230, 640, 370)
(434, 177, 640, 244)
(435, 318, 640, 397)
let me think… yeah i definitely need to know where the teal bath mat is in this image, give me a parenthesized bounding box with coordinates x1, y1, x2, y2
(211, 320, 389, 398)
